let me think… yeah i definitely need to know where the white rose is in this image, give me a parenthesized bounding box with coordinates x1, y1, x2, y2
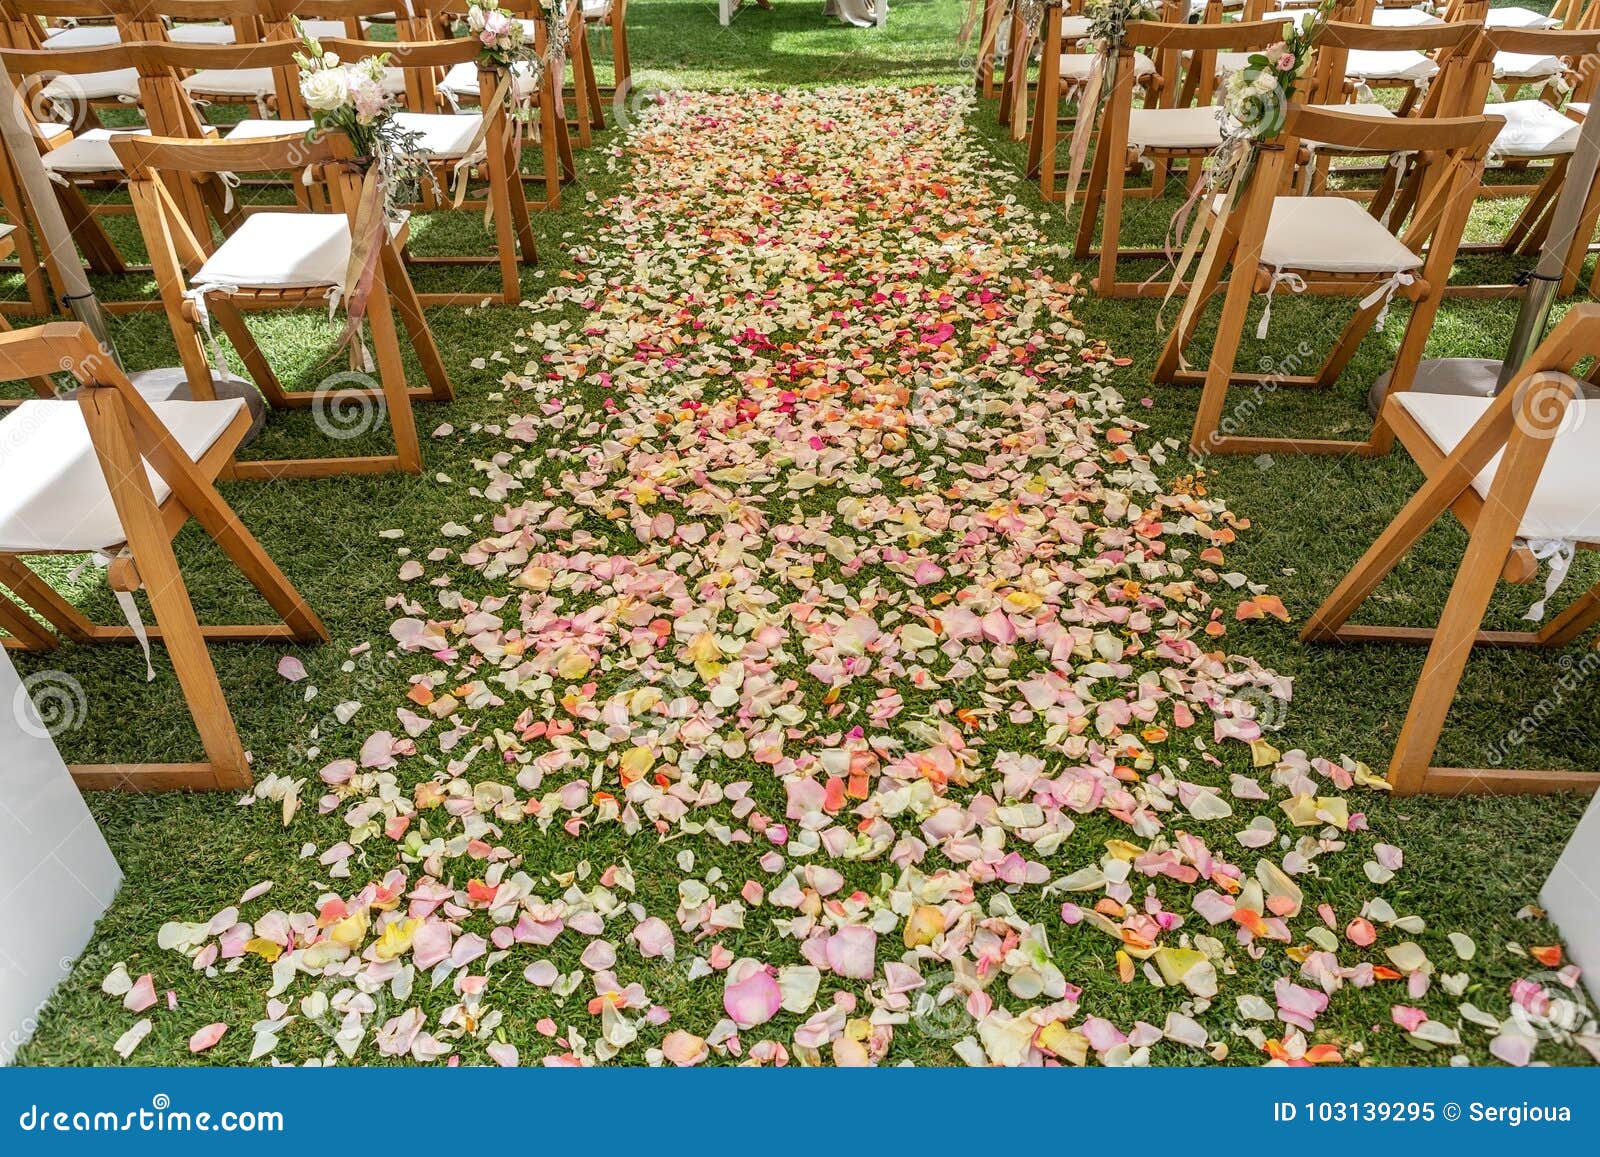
(300, 67, 350, 112)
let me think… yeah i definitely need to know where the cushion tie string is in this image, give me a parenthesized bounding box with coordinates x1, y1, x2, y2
(182, 281, 240, 380)
(1256, 268, 1305, 340)
(1359, 270, 1415, 332)
(1523, 538, 1577, 623)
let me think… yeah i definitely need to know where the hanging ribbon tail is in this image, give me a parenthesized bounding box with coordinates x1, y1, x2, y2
(1160, 155, 1249, 372)
(972, 1, 1001, 64)
(336, 165, 387, 370)
(1063, 50, 1111, 212)
(452, 74, 513, 212)
(112, 587, 155, 682)
(1523, 538, 1577, 623)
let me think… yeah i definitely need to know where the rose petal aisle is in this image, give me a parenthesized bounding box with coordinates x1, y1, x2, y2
(140, 86, 1589, 1068)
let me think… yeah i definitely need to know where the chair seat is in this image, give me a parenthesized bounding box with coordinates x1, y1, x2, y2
(583, 0, 614, 17)
(39, 68, 140, 103)
(1127, 106, 1223, 150)
(1345, 49, 1438, 83)
(168, 23, 239, 45)
(393, 112, 481, 158)
(1394, 393, 1600, 541)
(1259, 196, 1422, 275)
(40, 127, 150, 175)
(1485, 6, 1562, 29)
(185, 66, 405, 101)
(0, 399, 246, 554)
(37, 121, 72, 144)
(1494, 51, 1563, 81)
(194, 211, 405, 292)
(1062, 15, 1091, 38)
(439, 60, 540, 100)
(1061, 52, 1155, 81)
(1486, 99, 1580, 157)
(42, 25, 121, 49)
(222, 118, 315, 142)
(223, 113, 479, 158)
(1370, 8, 1443, 26)
(1570, 101, 1590, 117)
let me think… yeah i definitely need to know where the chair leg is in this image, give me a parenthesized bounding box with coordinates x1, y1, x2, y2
(0, 587, 58, 651)
(77, 387, 252, 791)
(381, 243, 453, 402)
(1388, 401, 1566, 793)
(612, 3, 631, 92)
(362, 271, 424, 476)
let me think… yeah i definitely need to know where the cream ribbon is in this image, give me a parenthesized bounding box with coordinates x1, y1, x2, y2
(1523, 538, 1577, 623)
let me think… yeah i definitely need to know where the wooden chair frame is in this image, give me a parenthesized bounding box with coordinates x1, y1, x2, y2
(1072, 18, 1290, 297)
(113, 128, 451, 479)
(418, 1, 574, 211)
(1303, 305, 1600, 796)
(1447, 26, 1600, 298)
(1025, 0, 1179, 203)
(1155, 103, 1500, 458)
(0, 320, 328, 790)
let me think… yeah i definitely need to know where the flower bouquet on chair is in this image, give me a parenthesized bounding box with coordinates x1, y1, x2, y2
(292, 19, 434, 366)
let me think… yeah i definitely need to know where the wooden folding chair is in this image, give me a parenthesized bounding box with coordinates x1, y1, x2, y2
(1025, 0, 1175, 203)
(113, 129, 452, 479)
(424, 1, 574, 211)
(583, 0, 627, 97)
(0, 0, 142, 130)
(0, 320, 327, 791)
(1303, 304, 1600, 796)
(1155, 104, 1500, 458)
(1446, 26, 1600, 297)
(0, 36, 248, 309)
(1073, 17, 1288, 297)
(1295, 14, 1485, 207)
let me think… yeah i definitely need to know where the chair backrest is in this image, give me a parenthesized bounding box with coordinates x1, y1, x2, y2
(1128, 17, 1297, 109)
(1308, 18, 1484, 110)
(1467, 25, 1600, 108)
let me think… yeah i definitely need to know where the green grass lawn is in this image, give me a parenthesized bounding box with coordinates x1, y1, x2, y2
(5, 0, 1598, 1066)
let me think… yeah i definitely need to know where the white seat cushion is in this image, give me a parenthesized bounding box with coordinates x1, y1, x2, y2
(1127, 106, 1224, 150)
(1061, 15, 1091, 38)
(1371, 8, 1444, 26)
(1494, 51, 1563, 81)
(1393, 393, 1600, 541)
(42, 25, 121, 49)
(583, 0, 614, 17)
(36, 121, 72, 143)
(222, 118, 315, 141)
(168, 23, 238, 45)
(1487, 99, 1581, 157)
(193, 211, 405, 292)
(1485, 6, 1562, 29)
(185, 66, 404, 101)
(392, 112, 481, 158)
(39, 68, 140, 102)
(1259, 196, 1421, 274)
(1061, 52, 1155, 81)
(1569, 101, 1590, 118)
(0, 399, 246, 553)
(40, 127, 149, 174)
(1345, 49, 1438, 83)
(439, 60, 539, 100)
(1213, 51, 1256, 78)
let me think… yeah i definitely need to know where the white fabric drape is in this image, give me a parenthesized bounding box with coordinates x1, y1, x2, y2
(824, 0, 883, 27)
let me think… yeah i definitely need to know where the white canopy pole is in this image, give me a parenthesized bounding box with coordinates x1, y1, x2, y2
(1496, 104, 1600, 388)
